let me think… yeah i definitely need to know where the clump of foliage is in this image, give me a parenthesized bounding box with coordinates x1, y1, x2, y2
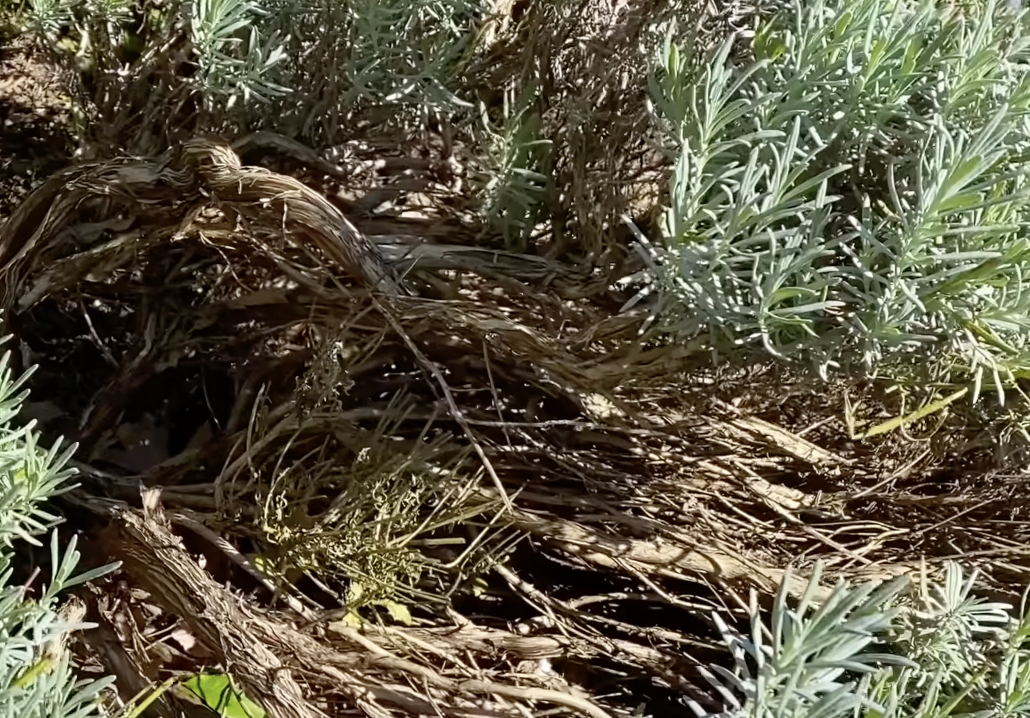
(0, 340, 116, 716)
(15, 0, 688, 262)
(255, 425, 474, 610)
(645, 0, 1030, 435)
(240, 377, 499, 615)
(699, 563, 1030, 718)
(255, 0, 483, 138)
(476, 84, 553, 252)
(17, 0, 483, 151)
(19, 0, 291, 151)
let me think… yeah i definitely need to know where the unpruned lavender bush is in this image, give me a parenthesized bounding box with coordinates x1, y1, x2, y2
(0, 340, 117, 717)
(699, 563, 1030, 718)
(645, 0, 1030, 437)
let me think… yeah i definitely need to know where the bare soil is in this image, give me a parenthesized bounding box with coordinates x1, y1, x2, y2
(0, 33, 74, 218)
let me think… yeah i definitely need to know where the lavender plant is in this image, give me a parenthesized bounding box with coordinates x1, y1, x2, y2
(644, 0, 1030, 432)
(0, 342, 118, 717)
(21, 0, 482, 146)
(23, 0, 290, 139)
(698, 563, 1030, 718)
(252, 0, 483, 138)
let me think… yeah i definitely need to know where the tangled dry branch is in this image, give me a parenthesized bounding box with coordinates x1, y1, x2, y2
(1, 139, 1028, 718)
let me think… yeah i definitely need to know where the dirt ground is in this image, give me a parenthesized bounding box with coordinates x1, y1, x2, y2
(0, 33, 74, 218)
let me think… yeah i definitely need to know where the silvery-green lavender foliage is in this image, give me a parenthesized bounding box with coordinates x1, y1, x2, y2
(280, 0, 477, 111)
(251, 0, 483, 138)
(26, 0, 290, 112)
(191, 0, 291, 109)
(25, 0, 480, 128)
(697, 563, 1030, 718)
(645, 0, 1030, 414)
(0, 343, 117, 717)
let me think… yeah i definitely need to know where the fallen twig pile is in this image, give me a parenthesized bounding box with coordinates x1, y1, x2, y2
(2, 139, 1029, 718)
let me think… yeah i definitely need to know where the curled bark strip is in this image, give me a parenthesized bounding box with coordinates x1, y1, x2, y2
(231, 131, 351, 180)
(180, 139, 404, 295)
(111, 492, 322, 718)
(0, 137, 404, 315)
